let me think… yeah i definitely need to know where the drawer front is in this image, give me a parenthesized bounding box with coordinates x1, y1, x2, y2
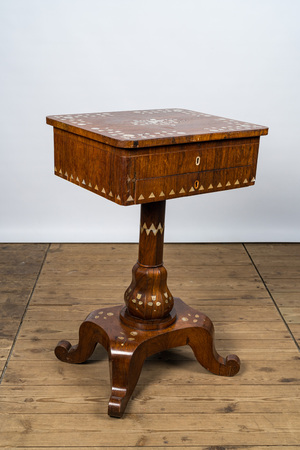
(134, 166, 257, 204)
(132, 137, 259, 178)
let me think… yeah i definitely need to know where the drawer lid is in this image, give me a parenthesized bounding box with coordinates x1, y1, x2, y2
(46, 108, 268, 149)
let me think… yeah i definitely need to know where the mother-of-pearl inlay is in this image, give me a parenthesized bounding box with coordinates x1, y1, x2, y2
(55, 165, 255, 207)
(141, 223, 163, 236)
(51, 109, 265, 144)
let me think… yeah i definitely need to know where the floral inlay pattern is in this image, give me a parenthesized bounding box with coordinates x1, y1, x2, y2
(49, 109, 266, 143)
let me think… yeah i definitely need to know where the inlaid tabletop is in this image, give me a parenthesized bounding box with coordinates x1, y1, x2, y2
(46, 108, 268, 149)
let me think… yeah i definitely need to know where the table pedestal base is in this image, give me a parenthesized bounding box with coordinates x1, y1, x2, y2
(55, 297, 240, 418)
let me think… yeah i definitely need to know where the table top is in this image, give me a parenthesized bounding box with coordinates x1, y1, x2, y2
(46, 108, 268, 149)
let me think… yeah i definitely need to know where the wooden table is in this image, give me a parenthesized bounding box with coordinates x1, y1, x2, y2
(46, 108, 268, 418)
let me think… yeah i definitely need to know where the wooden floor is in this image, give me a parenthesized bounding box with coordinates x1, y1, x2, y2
(0, 243, 299, 449)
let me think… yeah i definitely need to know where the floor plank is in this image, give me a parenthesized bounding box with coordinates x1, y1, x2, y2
(245, 243, 300, 348)
(10, 338, 298, 362)
(1, 384, 300, 414)
(0, 244, 48, 379)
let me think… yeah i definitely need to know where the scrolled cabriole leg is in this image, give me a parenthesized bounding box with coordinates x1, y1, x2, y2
(55, 321, 101, 364)
(187, 317, 240, 377)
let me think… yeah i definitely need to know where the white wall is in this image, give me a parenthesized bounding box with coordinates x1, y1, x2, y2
(1, 0, 299, 242)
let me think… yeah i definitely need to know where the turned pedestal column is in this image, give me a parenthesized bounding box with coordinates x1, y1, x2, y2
(122, 201, 175, 327)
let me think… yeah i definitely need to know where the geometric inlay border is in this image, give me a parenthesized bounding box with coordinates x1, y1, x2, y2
(55, 167, 256, 205)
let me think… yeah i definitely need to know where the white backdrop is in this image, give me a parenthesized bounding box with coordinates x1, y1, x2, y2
(1, 0, 299, 242)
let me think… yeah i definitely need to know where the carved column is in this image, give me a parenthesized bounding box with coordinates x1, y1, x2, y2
(124, 201, 174, 321)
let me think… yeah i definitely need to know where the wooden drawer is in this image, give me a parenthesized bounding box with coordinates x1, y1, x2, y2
(53, 128, 259, 206)
(132, 137, 259, 178)
(135, 166, 257, 204)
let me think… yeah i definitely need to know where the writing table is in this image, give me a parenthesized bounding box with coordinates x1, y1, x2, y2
(46, 108, 268, 417)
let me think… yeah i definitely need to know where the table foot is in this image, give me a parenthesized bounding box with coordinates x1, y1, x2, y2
(54, 298, 240, 417)
(108, 350, 146, 417)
